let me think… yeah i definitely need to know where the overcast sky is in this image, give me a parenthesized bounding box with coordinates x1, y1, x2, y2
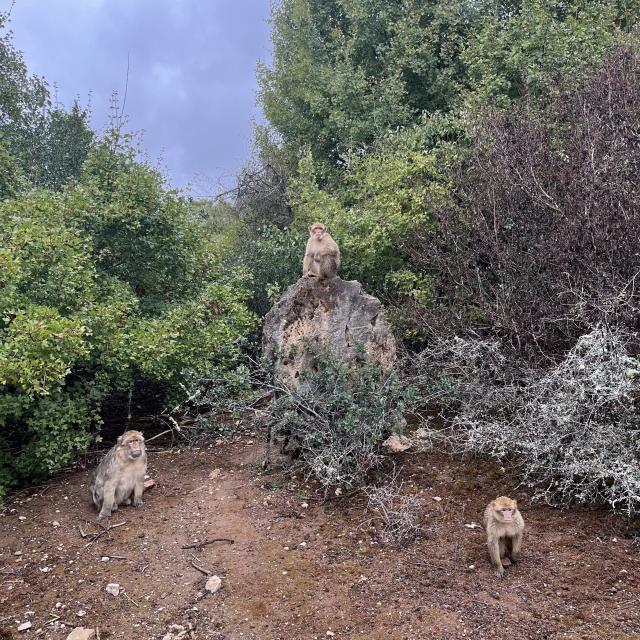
(3, 0, 272, 195)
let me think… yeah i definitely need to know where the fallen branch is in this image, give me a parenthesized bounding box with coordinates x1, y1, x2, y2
(145, 429, 176, 443)
(181, 538, 234, 550)
(190, 555, 211, 577)
(188, 485, 208, 494)
(123, 591, 140, 608)
(81, 520, 127, 547)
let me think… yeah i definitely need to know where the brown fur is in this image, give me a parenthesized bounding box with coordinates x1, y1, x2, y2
(90, 430, 147, 521)
(303, 222, 341, 280)
(483, 496, 525, 578)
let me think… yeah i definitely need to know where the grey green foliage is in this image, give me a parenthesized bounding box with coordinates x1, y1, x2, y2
(270, 346, 417, 490)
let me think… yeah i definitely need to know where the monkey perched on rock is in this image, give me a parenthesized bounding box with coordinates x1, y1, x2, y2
(303, 222, 341, 280)
(483, 496, 524, 578)
(90, 430, 147, 521)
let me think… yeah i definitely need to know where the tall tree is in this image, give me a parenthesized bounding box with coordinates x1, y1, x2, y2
(0, 12, 93, 190)
(259, 0, 476, 168)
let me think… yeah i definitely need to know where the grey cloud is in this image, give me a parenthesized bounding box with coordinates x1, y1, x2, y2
(4, 0, 272, 193)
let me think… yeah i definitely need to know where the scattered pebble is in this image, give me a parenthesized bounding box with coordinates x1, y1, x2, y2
(432, 496, 442, 502)
(66, 628, 96, 640)
(17, 621, 32, 631)
(205, 575, 222, 594)
(105, 583, 121, 596)
(382, 433, 412, 453)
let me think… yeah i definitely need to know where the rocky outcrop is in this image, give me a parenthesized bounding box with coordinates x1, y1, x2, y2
(262, 277, 396, 385)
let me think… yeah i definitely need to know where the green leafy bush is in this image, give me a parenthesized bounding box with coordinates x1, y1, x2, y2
(287, 118, 455, 316)
(464, 0, 636, 107)
(0, 134, 256, 499)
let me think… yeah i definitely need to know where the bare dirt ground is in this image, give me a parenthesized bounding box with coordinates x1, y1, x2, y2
(1, 431, 639, 640)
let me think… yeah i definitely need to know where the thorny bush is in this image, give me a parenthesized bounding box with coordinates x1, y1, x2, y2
(418, 325, 640, 516)
(179, 348, 417, 493)
(364, 466, 423, 546)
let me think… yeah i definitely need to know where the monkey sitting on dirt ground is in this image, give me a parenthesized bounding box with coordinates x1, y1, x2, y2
(90, 430, 147, 521)
(303, 222, 341, 281)
(483, 496, 525, 578)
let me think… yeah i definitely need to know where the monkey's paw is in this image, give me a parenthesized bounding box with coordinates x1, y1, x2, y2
(494, 568, 505, 578)
(133, 497, 144, 508)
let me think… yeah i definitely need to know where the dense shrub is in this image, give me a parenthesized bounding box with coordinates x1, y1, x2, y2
(0, 136, 256, 498)
(412, 46, 640, 359)
(268, 347, 416, 491)
(229, 223, 305, 317)
(463, 0, 634, 107)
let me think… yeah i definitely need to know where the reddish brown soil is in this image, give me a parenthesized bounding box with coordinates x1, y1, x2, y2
(1, 433, 639, 640)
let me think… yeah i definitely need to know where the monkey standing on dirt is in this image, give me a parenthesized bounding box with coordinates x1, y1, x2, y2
(90, 430, 147, 521)
(303, 222, 341, 280)
(483, 496, 525, 578)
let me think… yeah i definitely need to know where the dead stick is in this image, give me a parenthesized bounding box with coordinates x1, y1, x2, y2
(181, 538, 234, 550)
(190, 555, 211, 577)
(145, 429, 174, 442)
(188, 485, 208, 494)
(84, 521, 127, 547)
(123, 591, 140, 608)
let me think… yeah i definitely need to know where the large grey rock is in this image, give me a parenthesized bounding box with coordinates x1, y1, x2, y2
(263, 277, 396, 385)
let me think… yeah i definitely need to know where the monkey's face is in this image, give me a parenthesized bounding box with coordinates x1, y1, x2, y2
(492, 496, 517, 522)
(499, 507, 514, 522)
(310, 224, 326, 239)
(119, 431, 145, 459)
